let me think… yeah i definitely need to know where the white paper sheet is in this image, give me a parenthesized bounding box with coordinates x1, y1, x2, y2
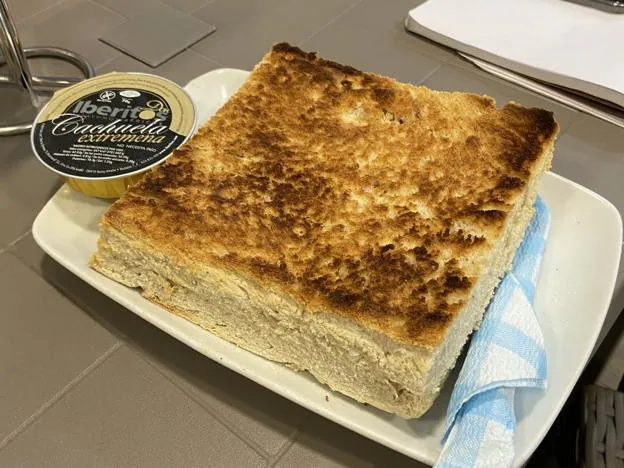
(407, 0, 624, 108)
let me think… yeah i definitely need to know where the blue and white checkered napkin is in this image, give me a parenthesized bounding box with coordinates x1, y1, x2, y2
(435, 196, 550, 468)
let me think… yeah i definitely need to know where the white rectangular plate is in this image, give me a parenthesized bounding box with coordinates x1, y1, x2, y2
(33, 69, 623, 466)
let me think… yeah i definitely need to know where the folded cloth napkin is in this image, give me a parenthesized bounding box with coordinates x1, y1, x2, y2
(435, 196, 550, 468)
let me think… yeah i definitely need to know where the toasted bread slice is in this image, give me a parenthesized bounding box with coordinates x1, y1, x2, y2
(92, 43, 558, 418)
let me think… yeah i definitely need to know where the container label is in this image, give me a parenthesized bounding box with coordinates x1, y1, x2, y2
(32, 73, 196, 179)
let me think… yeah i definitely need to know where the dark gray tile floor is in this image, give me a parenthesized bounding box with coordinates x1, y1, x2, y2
(1, 0, 623, 466)
(100, 4, 216, 67)
(191, 0, 363, 69)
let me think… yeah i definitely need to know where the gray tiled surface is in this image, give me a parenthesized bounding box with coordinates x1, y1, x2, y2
(191, 0, 363, 69)
(100, 4, 216, 67)
(0, 89, 34, 126)
(94, 0, 213, 18)
(97, 48, 221, 86)
(0, 135, 62, 248)
(302, 0, 451, 84)
(94, 0, 165, 20)
(14, 0, 126, 69)
(141, 337, 311, 457)
(0, 347, 266, 468)
(6, 0, 65, 23)
(151, 351, 311, 457)
(2, 0, 624, 466)
(276, 415, 427, 468)
(0, 254, 117, 443)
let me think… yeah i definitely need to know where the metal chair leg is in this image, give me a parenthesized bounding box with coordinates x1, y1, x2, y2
(0, 0, 94, 136)
(0, 47, 95, 90)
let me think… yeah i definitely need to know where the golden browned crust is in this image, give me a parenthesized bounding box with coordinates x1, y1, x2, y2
(101, 43, 559, 347)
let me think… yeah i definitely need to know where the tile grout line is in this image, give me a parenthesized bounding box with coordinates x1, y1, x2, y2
(94, 52, 126, 73)
(85, 0, 132, 66)
(134, 349, 273, 461)
(138, 352, 272, 459)
(186, 49, 228, 69)
(293, 3, 452, 87)
(403, 32, 458, 67)
(191, 0, 367, 70)
(267, 427, 302, 467)
(298, 0, 365, 48)
(0, 229, 34, 256)
(555, 112, 582, 138)
(7, 229, 33, 249)
(0, 342, 123, 452)
(13, 0, 72, 25)
(189, 0, 220, 15)
(88, 0, 164, 19)
(84, 0, 128, 21)
(187, 46, 230, 69)
(94, 0, 220, 18)
(416, 62, 444, 86)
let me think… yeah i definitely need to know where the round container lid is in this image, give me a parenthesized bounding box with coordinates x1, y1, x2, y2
(31, 72, 197, 181)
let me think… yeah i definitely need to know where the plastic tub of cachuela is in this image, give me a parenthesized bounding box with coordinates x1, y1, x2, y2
(31, 72, 197, 199)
